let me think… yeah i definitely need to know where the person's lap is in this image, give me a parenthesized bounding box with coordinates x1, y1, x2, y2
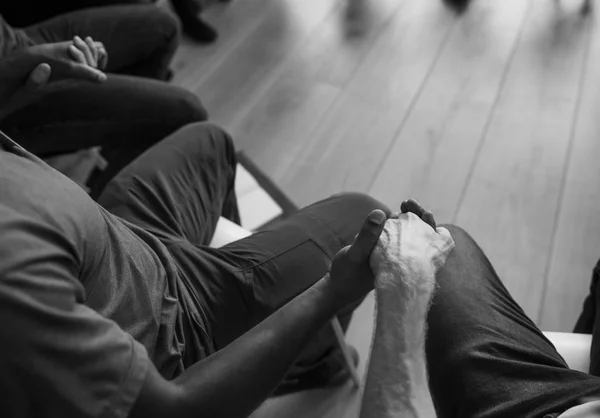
(23, 4, 179, 79)
(0, 4, 202, 197)
(98, 122, 390, 375)
(0, 75, 207, 198)
(427, 225, 600, 418)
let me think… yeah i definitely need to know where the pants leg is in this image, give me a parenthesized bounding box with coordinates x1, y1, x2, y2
(426, 225, 600, 418)
(574, 258, 600, 377)
(98, 122, 240, 245)
(97, 123, 390, 377)
(23, 4, 179, 80)
(0, 75, 207, 198)
(171, 192, 391, 379)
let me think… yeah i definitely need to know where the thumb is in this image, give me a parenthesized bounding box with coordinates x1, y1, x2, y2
(346, 209, 387, 262)
(25, 63, 52, 90)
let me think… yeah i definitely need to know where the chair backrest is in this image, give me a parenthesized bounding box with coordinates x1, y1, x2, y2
(543, 331, 592, 373)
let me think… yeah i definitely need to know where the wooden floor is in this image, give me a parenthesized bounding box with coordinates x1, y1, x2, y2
(171, 0, 600, 416)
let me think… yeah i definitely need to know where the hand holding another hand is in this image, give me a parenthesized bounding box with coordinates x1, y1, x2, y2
(370, 199, 455, 294)
(327, 209, 388, 305)
(0, 36, 108, 118)
(25, 36, 108, 83)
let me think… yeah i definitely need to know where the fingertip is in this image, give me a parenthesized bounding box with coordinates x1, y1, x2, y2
(37, 62, 51, 77)
(436, 226, 450, 237)
(27, 63, 51, 87)
(407, 199, 425, 216)
(423, 211, 436, 229)
(367, 209, 386, 226)
(400, 200, 408, 213)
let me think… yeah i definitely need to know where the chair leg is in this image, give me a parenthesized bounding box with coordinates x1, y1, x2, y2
(232, 156, 361, 387)
(331, 317, 361, 387)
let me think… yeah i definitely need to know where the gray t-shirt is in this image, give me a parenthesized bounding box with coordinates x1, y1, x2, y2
(0, 144, 193, 417)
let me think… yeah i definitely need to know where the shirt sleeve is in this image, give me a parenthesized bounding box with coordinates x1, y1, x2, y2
(0, 214, 149, 418)
(0, 14, 35, 60)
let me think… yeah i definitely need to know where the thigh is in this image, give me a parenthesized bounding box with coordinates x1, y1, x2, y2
(1, 75, 206, 155)
(0, 75, 207, 195)
(23, 4, 179, 74)
(196, 193, 391, 348)
(427, 225, 600, 418)
(98, 122, 239, 245)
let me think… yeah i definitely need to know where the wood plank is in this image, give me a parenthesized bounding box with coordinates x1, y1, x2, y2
(229, 0, 406, 189)
(454, 0, 591, 322)
(280, 0, 457, 207)
(232, 78, 342, 187)
(369, 0, 531, 222)
(190, 0, 341, 126)
(170, 0, 276, 88)
(539, 3, 600, 331)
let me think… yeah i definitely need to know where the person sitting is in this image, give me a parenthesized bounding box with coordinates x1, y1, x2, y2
(360, 201, 600, 418)
(0, 84, 396, 418)
(0, 7, 208, 198)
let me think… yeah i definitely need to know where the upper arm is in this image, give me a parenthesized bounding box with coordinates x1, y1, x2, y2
(0, 217, 150, 418)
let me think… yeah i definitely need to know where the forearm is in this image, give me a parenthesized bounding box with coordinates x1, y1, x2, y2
(172, 275, 343, 418)
(360, 271, 433, 418)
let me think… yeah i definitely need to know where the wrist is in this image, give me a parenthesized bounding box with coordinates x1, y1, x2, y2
(318, 273, 354, 313)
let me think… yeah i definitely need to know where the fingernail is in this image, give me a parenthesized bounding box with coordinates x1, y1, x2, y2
(368, 210, 386, 225)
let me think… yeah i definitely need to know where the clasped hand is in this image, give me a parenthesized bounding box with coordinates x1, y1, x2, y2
(327, 199, 455, 304)
(24, 36, 108, 86)
(0, 36, 108, 117)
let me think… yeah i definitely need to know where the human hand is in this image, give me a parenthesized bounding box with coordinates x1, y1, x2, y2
(26, 36, 108, 80)
(326, 209, 388, 305)
(0, 37, 107, 118)
(370, 199, 454, 293)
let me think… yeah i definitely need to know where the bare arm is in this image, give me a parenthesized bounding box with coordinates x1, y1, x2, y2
(0, 40, 107, 118)
(130, 209, 388, 418)
(359, 202, 454, 418)
(131, 276, 344, 418)
(361, 272, 434, 418)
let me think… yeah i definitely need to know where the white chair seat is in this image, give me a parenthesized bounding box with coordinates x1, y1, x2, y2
(544, 331, 592, 373)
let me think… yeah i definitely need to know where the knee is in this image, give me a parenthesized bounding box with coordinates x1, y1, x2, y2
(176, 122, 237, 167)
(174, 89, 209, 123)
(327, 192, 391, 218)
(128, 5, 180, 58)
(438, 224, 475, 248)
(150, 6, 181, 49)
